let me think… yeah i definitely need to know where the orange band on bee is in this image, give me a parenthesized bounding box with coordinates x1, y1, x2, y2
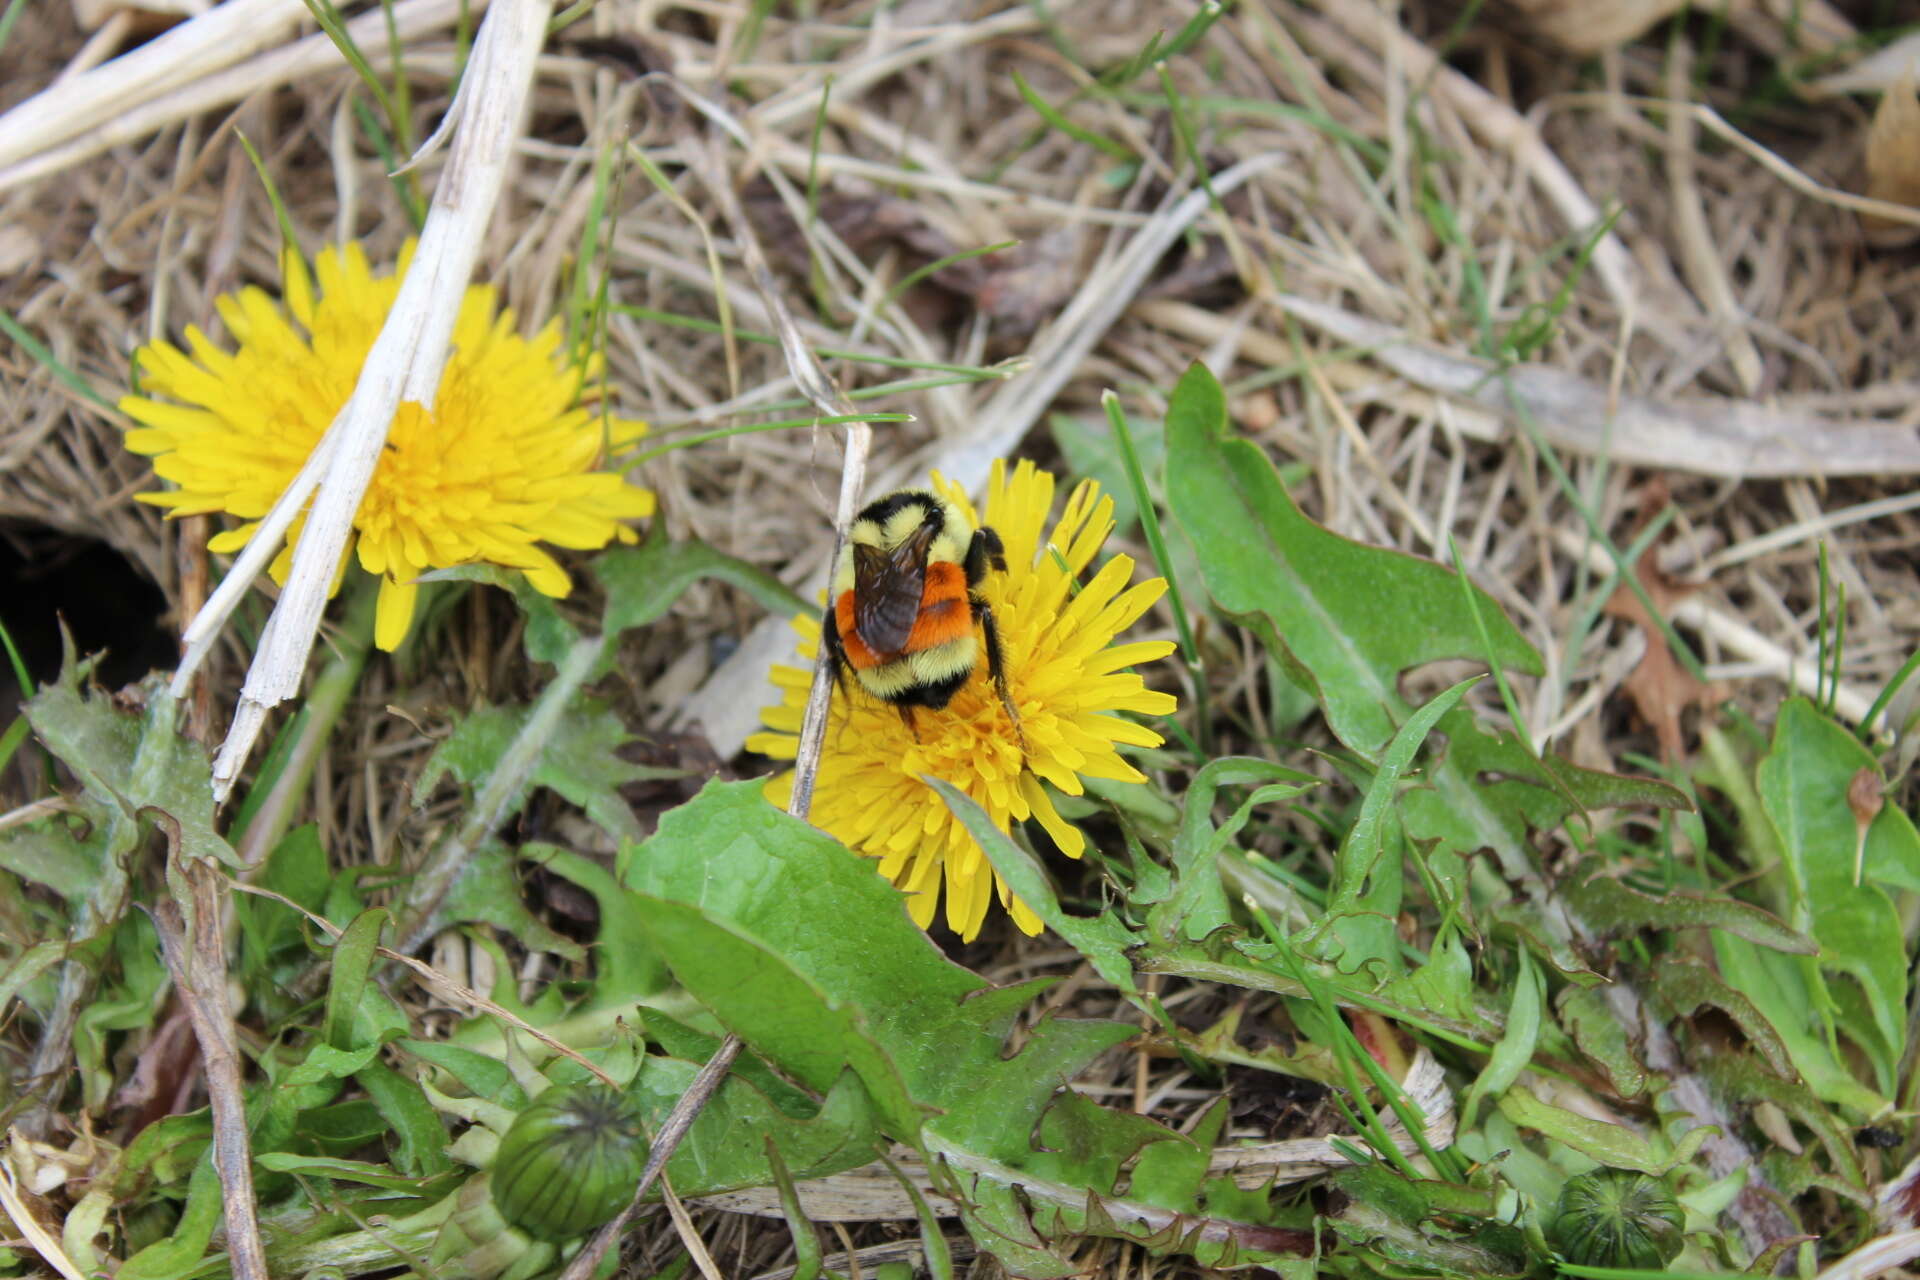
(907, 563, 970, 651)
(834, 591, 886, 669)
(906, 597, 970, 651)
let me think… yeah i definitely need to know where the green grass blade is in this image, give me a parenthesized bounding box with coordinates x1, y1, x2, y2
(1011, 69, 1133, 161)
(626, 143, 738, 399)
(0, 0, 29, 59)
(0, 312, 115, 412)
(626, 412, 911, 467)
(880, 240, 1018, 318)
(232, 130, 303, 260)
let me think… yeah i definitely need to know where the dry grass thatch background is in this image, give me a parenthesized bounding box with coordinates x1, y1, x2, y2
(5, 0, 1920, 1274)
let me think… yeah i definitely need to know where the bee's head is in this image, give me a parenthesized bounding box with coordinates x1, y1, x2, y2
(849, 490, 971, 566)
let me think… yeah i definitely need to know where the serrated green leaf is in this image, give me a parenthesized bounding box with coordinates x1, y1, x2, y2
(1304, 677, 1479, 980)
(438, 843, 584, 961)
(940, 1136, 1315, 1275)
(1651, 960, 1794, 1082)
(1497, 1087, 1711, 1174)
(1561, 864, 1812, 954)
(1378, 928, 1478, 1027)
(1331, 1161, 1432, 1227)
(1165, 363, 1539, 754)
(1711, 932, 1886, 1117)
(1152, 757, 1317, 941)
(1172, 1006, 1343, 1083)
(624, 890, 925, 1138)
(355, 1060, 452, 1177)
(1556, 985, 1647, 1099)
(1025, 1086, 1186, 1193)
(0, 819, 100, 898)
(417, 698, 672, 844)
(1396, 708, 1690, 892)
(634, 1059, 885, 1194)
(642, 1011, 819, 1117)
(1700, 1050, 1868, 1190)
(25, 674, 235, 866)
(954, 1175, 1082, 1279)
(621, 783, 1336, 1272)
(1127, 1097, 1223, 1209)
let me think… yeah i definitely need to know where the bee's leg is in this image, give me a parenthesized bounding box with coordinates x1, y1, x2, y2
(897, 704, 922, 742)
(964, 526, 1008, 587)
(975, 597, 1026, 755)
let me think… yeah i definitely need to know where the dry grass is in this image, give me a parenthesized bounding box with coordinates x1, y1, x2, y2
(6, 0, 1920, 1275)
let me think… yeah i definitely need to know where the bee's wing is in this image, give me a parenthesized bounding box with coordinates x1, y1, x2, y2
(852, 522, 934, 656)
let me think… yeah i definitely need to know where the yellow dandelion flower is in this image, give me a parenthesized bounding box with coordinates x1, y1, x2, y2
(748, 459, 1178, 942)
(119, 242, 655, 650)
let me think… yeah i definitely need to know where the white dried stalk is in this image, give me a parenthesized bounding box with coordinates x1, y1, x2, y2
(1815, 31, 1920, 96)
(1268, 292, 1920, 479)
(184, 0, 554, 799)
(0, 0, 304, 173)
(0, 0, 486, 195)
(1814, 1231, 1920, 1280)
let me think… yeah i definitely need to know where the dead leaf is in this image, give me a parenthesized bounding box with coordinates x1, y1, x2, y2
(110, 1002, 201, 1132)
(1880, 1152, 1920, 1228)
(1850, 766, 1885, 885)
(1602, 480, 1715, 764)
(1864, 74, 1920, 247)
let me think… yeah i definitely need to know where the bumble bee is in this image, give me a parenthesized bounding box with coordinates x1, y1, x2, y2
(822, 489, 1024, 747)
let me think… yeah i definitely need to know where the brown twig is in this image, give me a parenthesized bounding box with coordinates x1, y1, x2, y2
(151, 856, 268, 1280)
